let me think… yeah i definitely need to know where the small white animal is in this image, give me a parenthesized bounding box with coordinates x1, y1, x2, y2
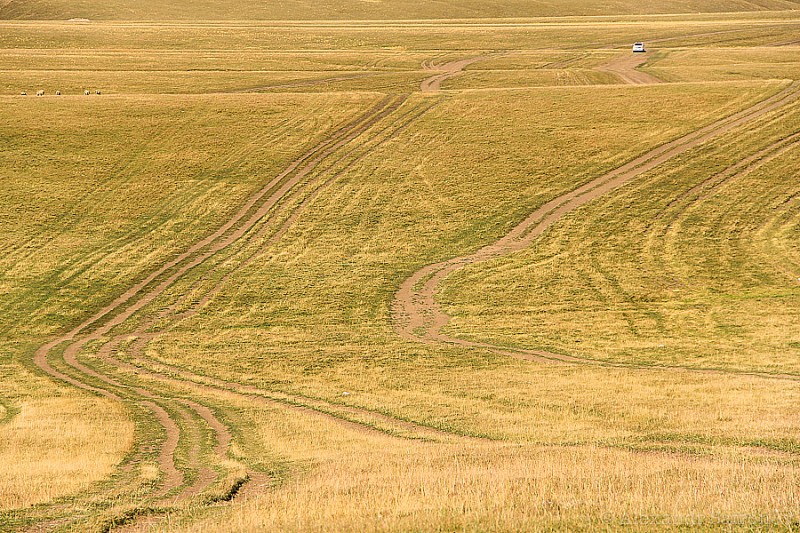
(95, 90, 101, 95)
(55, 90, 61, 95)
(20, 91, 27, 96)
(36, 90, 44, 96)
(84, 90, 90, 95)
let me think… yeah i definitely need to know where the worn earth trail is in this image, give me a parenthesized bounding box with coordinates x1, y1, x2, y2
(24, 47, 796, 530)
(23, 58, 485, 532)
(392, 77, 800, 379)
(420, 56, 489, 92)
(596, 53, 662, 85)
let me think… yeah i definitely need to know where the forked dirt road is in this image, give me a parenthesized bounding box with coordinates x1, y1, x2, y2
(392, 81, 800, 365)
(26, 60, 488, 531)
(421, 56, 488, 92)
(421, 50, 661, 90)
(596, 53, 663, 85)
(28, 95, 413, 529)
(27, 50, 798, 530)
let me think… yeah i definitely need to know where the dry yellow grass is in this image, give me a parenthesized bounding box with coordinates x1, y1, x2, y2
(0, 368, 133, 510)
(164, 379, 800, 532)
(188, 446, 800, 531)
(2, 12, 800, 532)
(3, 0, 798, 21)
(441, 97, 800, 373)
(646, 46, 800, 82)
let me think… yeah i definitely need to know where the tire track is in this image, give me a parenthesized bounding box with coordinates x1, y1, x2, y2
(596, 53, 662, 85)
(25, 62, 487, 529)
(420, 55, 490, 93)
(232, 72, 378, 92)
(655, 130, 800, 229)
(27, 95, 419, 527)
(46, 116, 295, 288)
(160, 94, 441, 323)
(86, 95, 484, 444)
(34, 94, 398, 362)
(597, 130, 800, 334)
(647, 129, 800, 293)
(59, 334, 231, 504)
(98, 338, 472, 442)
(392, 82, 800, 373)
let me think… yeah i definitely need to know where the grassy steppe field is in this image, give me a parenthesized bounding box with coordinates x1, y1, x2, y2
(1, 3, 800, 532)
(1, 0, 799, 21)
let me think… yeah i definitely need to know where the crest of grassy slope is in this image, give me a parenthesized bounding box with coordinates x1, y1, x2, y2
(1, 0, 799, 21)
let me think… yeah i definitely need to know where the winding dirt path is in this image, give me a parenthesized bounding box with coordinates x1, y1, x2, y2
(101, 341, 480, 442)
(392, 81, 800, 367)
(18, 41, 800, 530)
(421, 56, 488, 92)
(26, 62, 492, 529)
(596, 53, 662, 85)
(27, 95, 424, 528)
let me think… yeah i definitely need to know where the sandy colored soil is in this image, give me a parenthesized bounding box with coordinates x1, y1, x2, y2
(596, 53, 663, 85)
(421, 56, 488, 92)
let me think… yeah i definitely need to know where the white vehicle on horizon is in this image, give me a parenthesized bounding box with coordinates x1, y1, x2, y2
(632, 42, 646, 53)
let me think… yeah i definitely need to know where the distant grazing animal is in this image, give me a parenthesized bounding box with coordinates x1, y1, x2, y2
(36, 90, 44, 97)
(84, 90, 90, 95)
(20, 91, 26, 96)
(95, 90, 101, 95)
(55, 90, 61, 95)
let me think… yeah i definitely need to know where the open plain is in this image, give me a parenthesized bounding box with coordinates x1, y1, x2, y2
(1, 0, 800, 531)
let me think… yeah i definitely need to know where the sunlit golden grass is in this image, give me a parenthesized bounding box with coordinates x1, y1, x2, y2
(0, 49, 429, 72)
(0, 69, 428, 95)
(0, 91, 377, 341)
(647, 46, 800, 82)
(197, 446, 800, 531)
(2, 0, 798, 21)
(106, 72, 800, 530)
(440, 97, 800, 374)
(0, 90, 375, 517)
(446, 68, 618, 89)
(3, 20, 799, 53)
(3, 12, 800, 532)
(150, 81, 781, 372)
(0, 367, 133, 510)
(167, 389, 800, 532)
(0, 48, 431, 95)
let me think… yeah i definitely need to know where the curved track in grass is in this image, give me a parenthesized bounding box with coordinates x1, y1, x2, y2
(25, 58, 489, 531)
(420, 55, 489, 92)
(596, 53, 663, 85)
(392, 80, 800, 375)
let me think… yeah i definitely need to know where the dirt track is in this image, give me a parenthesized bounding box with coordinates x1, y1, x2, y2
(596, 53, 662, 85)
(392, 81, 800, 367)
(29, 95, 409, 529)
(421, 56, 488, 92)
(25, 50, 799, 530)
(25, 61, 488, 531)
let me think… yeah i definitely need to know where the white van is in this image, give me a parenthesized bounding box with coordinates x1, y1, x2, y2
(632, 42, 646, 53)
